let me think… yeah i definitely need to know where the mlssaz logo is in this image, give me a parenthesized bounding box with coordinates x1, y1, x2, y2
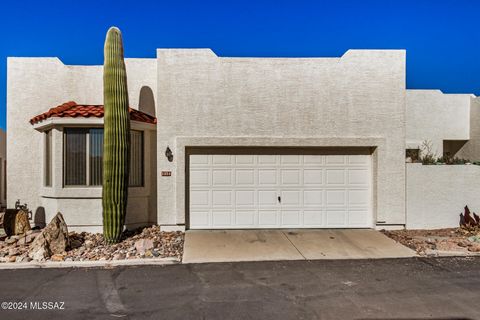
(29, 301, 65, 310)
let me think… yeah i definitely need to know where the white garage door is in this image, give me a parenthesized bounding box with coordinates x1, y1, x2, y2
(189, 154, 372, 229)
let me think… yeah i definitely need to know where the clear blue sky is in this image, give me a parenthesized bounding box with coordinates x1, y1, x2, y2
(1, 0, 479, 130)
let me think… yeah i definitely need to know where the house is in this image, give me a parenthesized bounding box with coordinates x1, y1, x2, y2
(0, 128, 5, 208)
(6, 49, 480, 232)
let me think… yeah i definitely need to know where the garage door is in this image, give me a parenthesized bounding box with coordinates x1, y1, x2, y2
(189, 154, 372, 229)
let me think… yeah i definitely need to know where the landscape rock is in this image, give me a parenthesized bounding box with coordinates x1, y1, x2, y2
(134, 238, 154, 254)
(28, 212, 70, 261)
(0, 224, 184, 263)
(3, 209, 31, 236)
(25, 233, 38, 244)
(5, 237, 17, 245)
(467, 245, 480, 252)
(50, 254, 65, 262)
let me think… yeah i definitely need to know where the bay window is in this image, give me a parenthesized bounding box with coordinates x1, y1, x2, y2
(63, 128, 144, 187)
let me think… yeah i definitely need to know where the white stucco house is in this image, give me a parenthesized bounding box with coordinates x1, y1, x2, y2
(6, 48, 480, 232)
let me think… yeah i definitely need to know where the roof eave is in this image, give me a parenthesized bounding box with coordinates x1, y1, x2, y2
(32, 117, 156, 132)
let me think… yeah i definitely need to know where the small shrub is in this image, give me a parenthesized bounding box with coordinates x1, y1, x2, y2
(419, 140, 436, 165)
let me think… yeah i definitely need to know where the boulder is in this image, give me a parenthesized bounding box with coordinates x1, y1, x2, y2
(3, 209, 31, 236)
(28, 212, 70, 261)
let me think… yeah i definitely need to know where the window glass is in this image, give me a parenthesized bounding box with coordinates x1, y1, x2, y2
(89, 129, 104, 186)
(45, 130, 52, 186)
(63, 128, 143, 187)
(129, 130, 144, 187)
(64, 128, 87, 186)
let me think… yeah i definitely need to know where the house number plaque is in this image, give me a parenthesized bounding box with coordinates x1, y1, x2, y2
(161, 171, 172, 177)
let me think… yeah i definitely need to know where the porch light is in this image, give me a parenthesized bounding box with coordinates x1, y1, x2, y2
(165, 146, 173, 162)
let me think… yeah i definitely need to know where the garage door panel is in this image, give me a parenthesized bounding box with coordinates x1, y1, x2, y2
(258, 170, 277, 185)
(212, 170, 232, 186)
(235, 210, 256, 225)
(304, 190, 323, 206)
(190, 154, 372, 229)
(348, 189, 369, 206)
(258, 210, 278, 226)
(281, 170, 301, 185)
(348, 155, 369, 164)
(304, 155, 324, 165)
(304, 169, 323, 185)
(281, 190, 301, 205)
(326, 169, 346, 185)
(212, 155, 232, 164)
(348, 209, 369, 226)
(236, 155, 255, 165)
(190, 210, 210, 227)
(236, 190, 255, 206)
(212, 190, 232, 206)
(281, 155, 301, 165)
(281, 210, 301, 226)
(326, 190, 346, 206)
(190, 170, 210, 186)
(190, 154, 210, 166)
(258, 190, 277, 205)
(236, 169, 255, 185)
(325, 155, 346, 165)
(348, 169, 369, 185)
(212, 210, 232, 226)
(191, 190, 210, 206)
(326, 210, 347, 226)
(303, 210, 324, 226)
(258, 155, 277, 165)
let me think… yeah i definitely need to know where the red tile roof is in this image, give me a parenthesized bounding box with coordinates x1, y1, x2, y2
(29, 101, 157, 125)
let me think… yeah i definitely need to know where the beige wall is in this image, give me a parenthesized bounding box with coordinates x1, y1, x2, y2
(406, 163, 480, 229)
(457, 97, 480, 161)
(7, 57, 157, 231)
(156, 49, 407, 227)
(0, 129, 6, 207)
(406, 90, 472, 157)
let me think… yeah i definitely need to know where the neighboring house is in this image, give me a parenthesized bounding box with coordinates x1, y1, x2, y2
(0, 129, 5, 208)
(6, 49, 480, 231)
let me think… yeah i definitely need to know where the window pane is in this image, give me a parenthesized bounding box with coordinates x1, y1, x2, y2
(45, 130, 52, 186)
(89, 129, 104, 186)
(129, 131, 144, 187)
(64, 129, 86, 185)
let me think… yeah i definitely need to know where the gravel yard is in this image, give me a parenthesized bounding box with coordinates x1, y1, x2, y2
(382, 227, 480, 256)
(0, 225, 184, 263)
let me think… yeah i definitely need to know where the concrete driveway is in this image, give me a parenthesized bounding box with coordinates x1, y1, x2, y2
(182, 229, 416, 263)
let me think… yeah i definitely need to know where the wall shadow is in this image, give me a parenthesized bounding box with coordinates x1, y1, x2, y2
(139, 86, 156, 117)
(33, 206, 46, 228)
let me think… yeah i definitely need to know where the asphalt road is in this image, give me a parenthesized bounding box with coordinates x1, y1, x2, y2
(0, 257, 479, 320)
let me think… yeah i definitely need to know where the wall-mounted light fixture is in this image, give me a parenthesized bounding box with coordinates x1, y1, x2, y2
(165, 146, 173, 162)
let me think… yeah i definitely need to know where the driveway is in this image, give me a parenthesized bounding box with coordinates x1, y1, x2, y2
(0, 257, 479, 319)
(183, 229, 416, 263)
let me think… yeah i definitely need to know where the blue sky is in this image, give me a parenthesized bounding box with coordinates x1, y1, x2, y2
(0, 0, 479, 130)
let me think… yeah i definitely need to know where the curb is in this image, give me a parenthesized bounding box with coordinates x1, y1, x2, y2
(0, 257, 180, 269)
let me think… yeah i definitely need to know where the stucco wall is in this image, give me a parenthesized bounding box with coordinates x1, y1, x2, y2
(0, 129, 6, 207)
(406, 90, 472, 156)
(457, 97, 480, 161)
(156, 49, 407, 227)
(406, 163, 480, 229)
(7, 57, 157, 231)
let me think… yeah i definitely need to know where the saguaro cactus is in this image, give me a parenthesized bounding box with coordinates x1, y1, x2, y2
(102, 27, 130, 244)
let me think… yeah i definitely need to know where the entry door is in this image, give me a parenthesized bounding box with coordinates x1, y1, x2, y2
(189, 154, 372, 229)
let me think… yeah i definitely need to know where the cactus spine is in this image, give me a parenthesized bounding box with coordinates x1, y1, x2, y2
(102, 27, 130, 244)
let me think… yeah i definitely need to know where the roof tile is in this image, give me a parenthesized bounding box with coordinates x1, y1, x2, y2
(29, 101, 157, 125)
